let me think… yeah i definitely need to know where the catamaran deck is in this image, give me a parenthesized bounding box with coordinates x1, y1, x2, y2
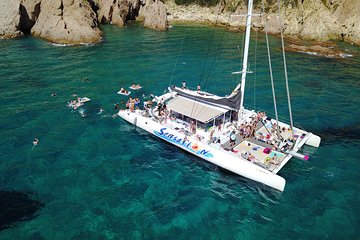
(155, 107, 306, 174)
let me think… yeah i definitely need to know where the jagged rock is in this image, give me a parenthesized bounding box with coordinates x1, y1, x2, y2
(128, 0, 142, 20)
(214, 0, 226, 15)
(166, 0, 360, 46)
(19, 0, 41, 34)
(329, 0, 360, 45)
(97, 0, 141, 26)
(98, 0, 130, 27)
(31, 0, 101, 44)
(139, 0, 168, 31)
(0, 0, 22, 38)
(257, 1, 340, 41)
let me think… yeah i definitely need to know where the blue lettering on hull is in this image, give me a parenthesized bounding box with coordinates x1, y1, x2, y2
(154, 128, 213, 158)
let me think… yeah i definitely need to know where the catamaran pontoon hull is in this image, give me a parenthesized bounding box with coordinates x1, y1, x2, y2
(118, 110, 286, 191)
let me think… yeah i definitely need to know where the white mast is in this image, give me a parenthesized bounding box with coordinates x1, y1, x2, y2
(235, 0, 253, 120)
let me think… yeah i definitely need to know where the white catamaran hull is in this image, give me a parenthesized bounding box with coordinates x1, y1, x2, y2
(118, 110, 286, 191)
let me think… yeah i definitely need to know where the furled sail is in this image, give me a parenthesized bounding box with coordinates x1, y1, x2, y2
(170, 86, 241, 111)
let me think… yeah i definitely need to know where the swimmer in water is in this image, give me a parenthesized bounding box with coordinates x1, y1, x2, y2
(98, 108, 104, 114)
(33, 138, 39, 145)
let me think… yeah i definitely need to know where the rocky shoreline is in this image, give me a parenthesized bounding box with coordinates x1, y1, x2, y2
(167, 0, 359, 58)
(166, 0, 360, 46)
(0, 0, 168, 44)
(1, 0, 359, 56)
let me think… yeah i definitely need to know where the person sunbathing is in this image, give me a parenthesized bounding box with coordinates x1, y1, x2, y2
(269, 154, 279, 165)
(248, 153, 256, 162)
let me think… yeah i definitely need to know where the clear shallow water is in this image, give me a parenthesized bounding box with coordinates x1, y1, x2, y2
(0, 23, 360, 239)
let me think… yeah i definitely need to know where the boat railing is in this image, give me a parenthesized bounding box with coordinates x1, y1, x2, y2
(245, 105, 306, 131)
(293, 122, 306, 131)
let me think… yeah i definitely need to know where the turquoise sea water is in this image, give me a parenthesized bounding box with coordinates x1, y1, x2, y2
(1, 23, 360, 239)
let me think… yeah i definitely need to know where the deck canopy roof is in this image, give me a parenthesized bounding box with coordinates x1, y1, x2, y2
(167, 96, 229, 123)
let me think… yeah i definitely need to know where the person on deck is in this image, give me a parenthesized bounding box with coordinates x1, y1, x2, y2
(197, 84, 201, 91)
(190, 121, 196, 134)
(269, 154, 279, 165)
(230, 131, 237, 147)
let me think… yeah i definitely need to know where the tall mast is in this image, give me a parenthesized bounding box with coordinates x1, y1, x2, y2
(238, 0, 253, 119)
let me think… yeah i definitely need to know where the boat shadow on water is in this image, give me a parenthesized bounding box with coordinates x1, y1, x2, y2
(131, 125, 283, 198)
(317, 125, 360, 144)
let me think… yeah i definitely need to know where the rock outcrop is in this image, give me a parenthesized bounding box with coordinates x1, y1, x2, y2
(97, 0, 167, 29)
(31, 0, 101, 44)
(98, 0, 131, 27)
(0, 0, 22, 39)
(1, 0, 167, 44)
(166, 0, 360, 46)
(139, 0, 168, 31)
(2, 0, 357, 46)
(286, 43, 349, 59)
(329, 0, 360, 45)
(259, 0, 360, 45)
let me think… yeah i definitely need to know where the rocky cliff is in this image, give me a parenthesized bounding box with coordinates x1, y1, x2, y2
(31, 0, 102, 44)
(165, 0, 360, 46)
(139, 0, 169, 30)
(0, 0, 167, 44)
(96, 0, 168, 30)
(19, 0, 41, 34)
(98, 0, 135, 27)
(0, 0, 22, 38)
(1, 0, 359, 45)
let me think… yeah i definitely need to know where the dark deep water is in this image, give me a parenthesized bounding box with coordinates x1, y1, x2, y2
(0, 23, 359, 239)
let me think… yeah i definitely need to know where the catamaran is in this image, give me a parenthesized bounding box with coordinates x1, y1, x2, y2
(118, 0, 321, 191)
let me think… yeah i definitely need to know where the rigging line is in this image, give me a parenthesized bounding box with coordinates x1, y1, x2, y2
(204, 15, 230, 89)
(237, 18, 247, 89)
(199, 14, 220, 85)
(262, 0, 281, 138)
(190, 13, 221, 121)
(230, 15, 247, 95)
(223, 14, 239, 95)
(277, 0, 294, 139)
(169, 29, 188, 87)
(253, 30, 258, 110)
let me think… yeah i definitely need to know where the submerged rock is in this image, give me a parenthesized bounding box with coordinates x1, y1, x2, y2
(0, 0, 22, 39)
(284, 38, 353, 59)
(0, 190, 45, 231)
(139, 0, 168, 31)
(31, 0, 101, 44)
(286, 44, 343, 58)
